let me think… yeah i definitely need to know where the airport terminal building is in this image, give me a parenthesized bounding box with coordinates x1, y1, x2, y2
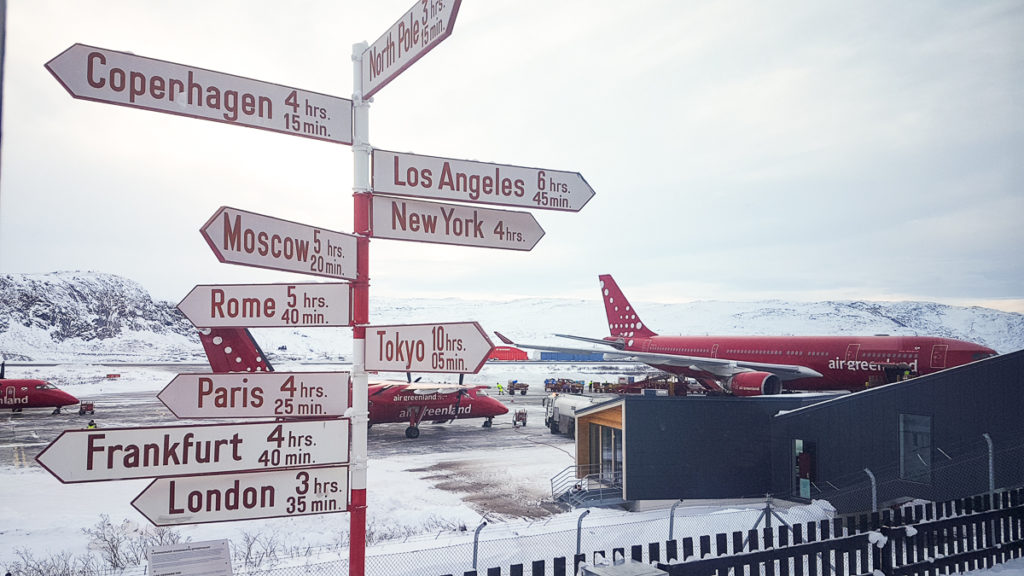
(569, 350, 1024, 513)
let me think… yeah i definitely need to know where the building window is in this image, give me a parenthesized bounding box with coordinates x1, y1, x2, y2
(899, 414, 932, 484)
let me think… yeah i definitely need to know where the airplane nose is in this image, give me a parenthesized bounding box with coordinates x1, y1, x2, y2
(60, 390, 80, 405)
(490, 397, 509, 415)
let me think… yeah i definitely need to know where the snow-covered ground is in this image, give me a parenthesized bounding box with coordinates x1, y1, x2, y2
(5, 362, 1024, 576)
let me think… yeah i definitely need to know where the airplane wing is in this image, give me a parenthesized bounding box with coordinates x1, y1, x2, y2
(494, 332, 823, 382)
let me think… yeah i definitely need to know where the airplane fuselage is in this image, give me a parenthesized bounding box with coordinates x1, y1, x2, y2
(624, 334, 996, 391)
(368, 383, 508, 425)
(1, 379, 80, 412)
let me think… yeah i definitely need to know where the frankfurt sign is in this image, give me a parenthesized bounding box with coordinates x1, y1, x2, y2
(36, 420, 350, 483)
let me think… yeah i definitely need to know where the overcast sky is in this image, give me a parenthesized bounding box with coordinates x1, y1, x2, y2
(1, 0, 1022, 313)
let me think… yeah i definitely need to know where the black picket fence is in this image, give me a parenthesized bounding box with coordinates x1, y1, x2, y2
(444, 487, 1024, 576)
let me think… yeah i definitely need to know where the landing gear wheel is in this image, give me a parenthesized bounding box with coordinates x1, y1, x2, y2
(405, 426, 420, 439)
(52, 407, 61, 415)
(483, 419, 492, 428)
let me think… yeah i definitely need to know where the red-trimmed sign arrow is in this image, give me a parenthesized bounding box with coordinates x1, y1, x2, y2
(46, 44, 352, 144)
(177, 283, 351, 328)
(201, 206, 358, 280)
(365, 322, 493, 373)
(36, 420, 350, 483)
(132, 467, 349, 526)
(360, 0, 462, 99)
(372, 149, 595, 212)
(159, 372, 350, 419)
(370, 195, 544, 251)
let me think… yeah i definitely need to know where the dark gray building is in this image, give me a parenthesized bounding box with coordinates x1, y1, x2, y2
(569, 351, 1024, 514)
(770, 349, 1024, 513)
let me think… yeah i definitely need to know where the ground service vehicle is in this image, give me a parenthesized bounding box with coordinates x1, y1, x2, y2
(542, 393, 601, 437)
(544, 378, 585, 393)
(507, 379, 529, 395)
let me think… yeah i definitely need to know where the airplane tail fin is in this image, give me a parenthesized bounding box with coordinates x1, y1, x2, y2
(199, 328, 275, 373)
(598, 274, 657, 338)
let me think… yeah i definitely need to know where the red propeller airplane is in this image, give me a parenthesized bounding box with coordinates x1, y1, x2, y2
(1, 361, 80, 414)
(198, 328, 508, 438)
(498, 274, 998, 396)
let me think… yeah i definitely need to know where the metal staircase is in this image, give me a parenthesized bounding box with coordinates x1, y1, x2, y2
(551, 464, 625, 508)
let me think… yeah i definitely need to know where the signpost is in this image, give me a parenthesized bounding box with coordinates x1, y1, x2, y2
(133, 466, 349, 526)
(177, 283, 351, 328)
(360, 0, 462, 100)
(159, 372, 350, 419)
(372, 149, 595, 212)
(36, 419, 350, 483)
(365, 322, 493, 373)
(46, 44, 353, 145)
(370, 195, 544, 251)
(201, 206, 358, 280)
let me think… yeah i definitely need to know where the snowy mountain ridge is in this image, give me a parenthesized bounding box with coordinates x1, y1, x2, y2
(1, 271, 1021, 363)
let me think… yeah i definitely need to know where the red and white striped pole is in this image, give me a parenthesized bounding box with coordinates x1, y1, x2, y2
(349, 40, 371, 576)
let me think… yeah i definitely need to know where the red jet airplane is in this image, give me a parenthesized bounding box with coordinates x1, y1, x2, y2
(1, 361, 80, 414)
(498, 274, 998, 396)
(198, 328, 508, 438)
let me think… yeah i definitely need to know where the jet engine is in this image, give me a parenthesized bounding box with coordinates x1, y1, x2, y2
(727, 371, 783, 396)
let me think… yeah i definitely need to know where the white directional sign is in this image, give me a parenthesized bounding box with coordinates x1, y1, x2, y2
(365, 322, 493, 374)
(371, 195, 544, 251)
(159, 372, 350, 419)
(360, 0, 462, 99)
(201, 206, 358, 280)
(177, 283, 351, 328)
(36, 420, 350, 483)
(133, 467, 349, 526)
(372, 149, 595, 212)
(46, 44, 353, 145)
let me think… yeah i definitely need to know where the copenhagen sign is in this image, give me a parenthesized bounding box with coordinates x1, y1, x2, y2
(159, 372, 350, 419)
(46, 44, 353, 145)
(201, 206, 358, 280)
(36, 419, 350, 483)
(372, 149, 595, 212)
(365, 322, 493, 374)
(177, 283, 351, 328)
(132, 466, 349, 526)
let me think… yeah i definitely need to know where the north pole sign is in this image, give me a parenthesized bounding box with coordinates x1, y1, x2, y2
(360, 0, 462, 99)
(201, 206, 358, 280)
(372, 149, 595, 212)
(370, 195, 544, 250)
(365, 321, 493, 373)
(133, 466, 349, 526)
(177, 283, 351, 328)
(159, 372, 350, 419)
(36, 420, 350, 483)
(46, 44, 353, 144)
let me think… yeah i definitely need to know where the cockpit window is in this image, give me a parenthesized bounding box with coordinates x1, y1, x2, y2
(34, 383, 57, 390)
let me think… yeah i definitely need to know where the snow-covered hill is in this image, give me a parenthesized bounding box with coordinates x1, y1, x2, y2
(1, 271, 1021, 363)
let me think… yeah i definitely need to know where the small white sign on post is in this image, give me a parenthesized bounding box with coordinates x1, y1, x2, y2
(201, 206, 358, 280)
(370, 195, 544, 251)
(159, 372, 351, 419)
(47, 44, 353, 145)
(134, 467, 349, 526)
(177, 283, 352, 328)
(365, 322, 494, 373)
(148, 539, 232, 576)
(372, 149, 596, 212)
(361, 0, 462, 99)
